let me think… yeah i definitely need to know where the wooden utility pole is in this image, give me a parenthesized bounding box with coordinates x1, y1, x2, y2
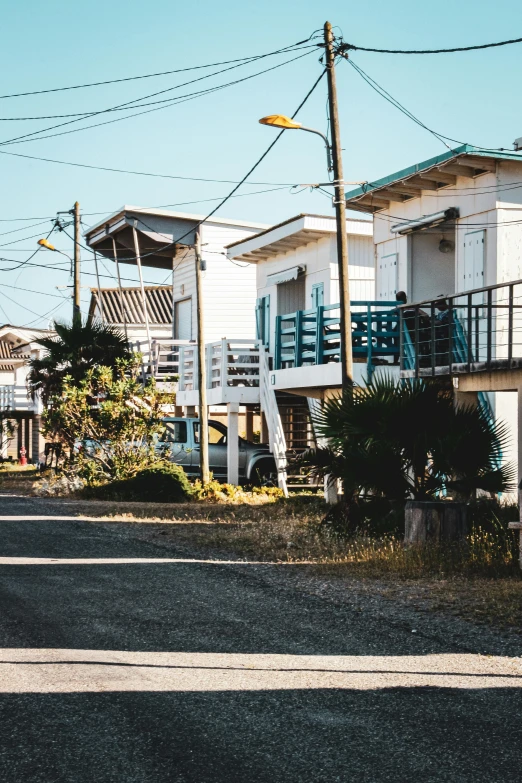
(73, 201, 81, 324)
(195, 232, 209, 483)
(324, 21, 353, 388)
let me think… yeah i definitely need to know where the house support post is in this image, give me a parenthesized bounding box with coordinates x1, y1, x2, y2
(32, 415, 45, 466)
(514, 386, 522, 568)
(132, 226, 152, 352)
(227, 402, 240, 485)
(111, 238, 128, 340)
(245, 408, 254, 442)
(93, 251, 104, 323)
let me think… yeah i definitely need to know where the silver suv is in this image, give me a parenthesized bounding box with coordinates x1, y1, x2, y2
(158, 417, 277, 485)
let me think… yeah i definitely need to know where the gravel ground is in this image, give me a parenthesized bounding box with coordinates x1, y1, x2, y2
(0, 495, 521, 782)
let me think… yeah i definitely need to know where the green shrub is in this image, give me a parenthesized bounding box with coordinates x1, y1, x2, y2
(85, 462, 192, 503)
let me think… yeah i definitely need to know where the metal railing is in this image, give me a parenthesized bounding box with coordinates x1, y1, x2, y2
(399, 279, 522, 378)
(179, 339, 260, 392)
(274, 301, 399, 377)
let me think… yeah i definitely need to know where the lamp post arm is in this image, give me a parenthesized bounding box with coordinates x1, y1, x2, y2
(299, 126, 333, 172)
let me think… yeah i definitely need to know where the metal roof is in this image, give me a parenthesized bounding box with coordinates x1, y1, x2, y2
(89, 286, 173, 326)
(344, 145, 522, 214)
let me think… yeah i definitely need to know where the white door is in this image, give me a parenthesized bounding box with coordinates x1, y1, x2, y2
(174, 298, 192, 340)
(377, 253, 398, 301)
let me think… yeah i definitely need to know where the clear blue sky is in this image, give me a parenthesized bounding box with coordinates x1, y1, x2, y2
(0, 0, 521, 326)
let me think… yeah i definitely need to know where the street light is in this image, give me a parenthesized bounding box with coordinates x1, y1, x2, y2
(258, 98, 353, 388)
(259, 115, 333, 172)
(37, 238, 80, 323)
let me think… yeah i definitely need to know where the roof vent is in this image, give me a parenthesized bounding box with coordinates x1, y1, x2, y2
(513, 137, 522, 151)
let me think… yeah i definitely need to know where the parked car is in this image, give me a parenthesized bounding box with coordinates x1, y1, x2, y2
(157, 417, 277, 485)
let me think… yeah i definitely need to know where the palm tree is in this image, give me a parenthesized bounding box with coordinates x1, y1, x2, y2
(28, 319, 131, 404)
(301, 376, 514, 505)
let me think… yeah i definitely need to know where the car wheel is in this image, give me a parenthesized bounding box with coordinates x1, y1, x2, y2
(252, 461, 278, 488)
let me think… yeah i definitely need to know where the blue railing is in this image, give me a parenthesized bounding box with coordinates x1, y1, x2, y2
(274, 301, 399, 378)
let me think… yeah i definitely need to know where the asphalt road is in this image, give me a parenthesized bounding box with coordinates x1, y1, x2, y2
(0, 497, 521, 782)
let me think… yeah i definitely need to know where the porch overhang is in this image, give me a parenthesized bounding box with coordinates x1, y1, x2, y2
(226, 213, 371, 263)
(84, 207, 200, 270)
(344, 144, 522, 215)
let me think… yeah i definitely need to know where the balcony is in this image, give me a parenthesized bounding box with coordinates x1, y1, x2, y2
(176, 339, 261, 407)
(0, 385, 40, 414)
(399, 280, 522, 379)
(272, 301, 400, 393)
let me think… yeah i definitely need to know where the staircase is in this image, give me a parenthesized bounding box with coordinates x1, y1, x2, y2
(259, 351, 288, 497)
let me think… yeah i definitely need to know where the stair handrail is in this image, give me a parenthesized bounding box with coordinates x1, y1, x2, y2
(259, 349, 288, 497)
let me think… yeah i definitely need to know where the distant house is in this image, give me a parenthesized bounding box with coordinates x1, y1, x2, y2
(84, 206, 267, 345)
(0, 325, 51, 463)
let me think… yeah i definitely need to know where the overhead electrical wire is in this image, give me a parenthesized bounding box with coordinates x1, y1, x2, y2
(60, 67, 328, 266)
(340, 35, 522, 55)
(0, 148, 302, 188)
(0, 50, 315, 148)
(0, 39, 319, 100)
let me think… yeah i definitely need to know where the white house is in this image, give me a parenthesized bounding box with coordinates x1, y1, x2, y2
(345, 143, 522, 487)
(85, 206, 267, 347)
(226, 212, 384, 396)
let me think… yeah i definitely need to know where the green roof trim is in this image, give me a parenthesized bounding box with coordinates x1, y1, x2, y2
(345, 144, 522, 203)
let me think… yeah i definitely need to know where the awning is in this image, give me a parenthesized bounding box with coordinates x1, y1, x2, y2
(266, 265, 305, 286)
(391, 208, 459, 235)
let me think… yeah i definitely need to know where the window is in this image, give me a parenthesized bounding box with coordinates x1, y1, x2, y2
(311, 283, 324, 308)
(193, 422, 227, 445)
(161, 421, 187, 443)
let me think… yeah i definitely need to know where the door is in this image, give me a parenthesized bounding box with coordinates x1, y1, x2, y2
(277, 275, 306, 315)
(377, 254, 398, 301)
(174, 298, 192, 340)
(255, 295, 270, 348)
(158, 419, 192, 471)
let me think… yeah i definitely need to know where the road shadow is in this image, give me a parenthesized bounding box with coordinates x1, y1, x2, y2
(0, 688, 520, 782)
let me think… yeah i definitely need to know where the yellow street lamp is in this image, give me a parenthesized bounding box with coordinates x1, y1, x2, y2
(259, 114, 332, 171)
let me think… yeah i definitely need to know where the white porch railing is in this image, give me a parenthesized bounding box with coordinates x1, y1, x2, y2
(130, 340, 194, 381)
(178, 339, 260, 392)
(0, 385, 35, 412)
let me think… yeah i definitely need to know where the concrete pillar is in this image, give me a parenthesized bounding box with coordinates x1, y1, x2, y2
(185, 406, 197, 418)
(453, 390, 479, 410)
(227, 402, 239, 485)
(245, 408, 254, 442)
(324, 476, 339, 504)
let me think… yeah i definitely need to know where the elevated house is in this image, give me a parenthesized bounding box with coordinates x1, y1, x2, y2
(175, 213, 400, 490)
(0, 325, 50, 463)
(344, 143, 522, 492)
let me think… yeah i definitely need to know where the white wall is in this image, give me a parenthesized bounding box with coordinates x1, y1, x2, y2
(372, 162, 522, 303)
(170, 222, 260, 343)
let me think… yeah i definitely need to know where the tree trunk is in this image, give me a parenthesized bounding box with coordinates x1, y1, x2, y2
(404, 500, 468, 544)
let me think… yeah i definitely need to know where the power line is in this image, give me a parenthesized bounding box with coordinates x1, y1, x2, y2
(0, 148, 300, 188)
(0, 40, 318, 100)
(0, 50, 315, 148)
(340, 35, 522, 55)
(0, 46, 318, 120)
(77, 68, 328, 266)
